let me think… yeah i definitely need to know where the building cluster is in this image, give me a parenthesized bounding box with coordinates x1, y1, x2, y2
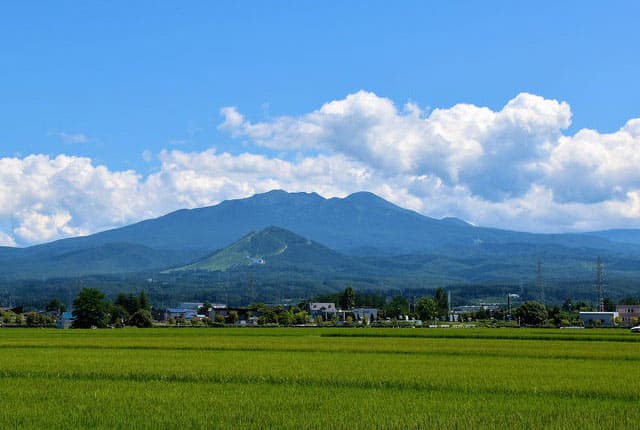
(308, 302, 378, 322)
(2, 298, 640, 329)
(160, 301, 379, 325)
(577, 305, 639, 327)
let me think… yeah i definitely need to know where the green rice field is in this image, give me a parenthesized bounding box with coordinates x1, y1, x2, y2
(1, 327, 638, 429)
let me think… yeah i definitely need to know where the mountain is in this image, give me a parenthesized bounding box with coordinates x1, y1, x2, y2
(4, 189, 632, 259)
(0, 243, 200, 279)
(586, 229, 640, 246)
(170, 226, 357, 273)
(1, 190, 640, 305)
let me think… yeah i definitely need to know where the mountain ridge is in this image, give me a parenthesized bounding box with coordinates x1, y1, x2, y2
(4, 189, 638, 254)
(0, 190, 639, 282)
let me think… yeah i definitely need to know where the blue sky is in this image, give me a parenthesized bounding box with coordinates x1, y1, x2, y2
(2, 1, 640, 246)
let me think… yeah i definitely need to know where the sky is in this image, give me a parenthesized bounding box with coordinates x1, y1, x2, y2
(2, 0, 640, 247)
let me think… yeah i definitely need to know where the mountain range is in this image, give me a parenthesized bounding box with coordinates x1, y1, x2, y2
(1, 190, 639, 304)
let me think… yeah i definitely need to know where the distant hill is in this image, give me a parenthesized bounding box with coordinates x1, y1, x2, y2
(170, 226, 357, 273)
(586, 229, 640, 246)
(0, 243, 200, 279)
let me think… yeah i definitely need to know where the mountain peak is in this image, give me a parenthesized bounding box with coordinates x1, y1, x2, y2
(169, 225, 344, 272)
(344, 191, 386, 203)
(250, 189, 325, 202)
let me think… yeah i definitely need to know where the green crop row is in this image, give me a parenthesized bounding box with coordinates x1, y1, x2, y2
(1, 377, 637, 429)
(0, 328, 638, 429)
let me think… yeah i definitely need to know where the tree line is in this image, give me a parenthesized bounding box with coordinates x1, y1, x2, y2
(20, 286, 636, 329)
(72, 288, 153, 328)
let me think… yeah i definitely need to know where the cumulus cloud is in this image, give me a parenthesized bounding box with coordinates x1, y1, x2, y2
(542, 119, 640, 203)
(220, 91, 572, 201)
(216, 91, 639, 227)
(0, 154, 145, 246)
(1, 91, 640, 246)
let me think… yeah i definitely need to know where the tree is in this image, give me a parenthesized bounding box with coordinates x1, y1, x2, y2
(110, 304, 129, 327)
(45, 298, 67, 314)
(434, 288, 448, 317)
(72, 288, 110, 328)
(138, 290, 150, 311)
(26, 312, 47, 327)
(385, 296, 409, 319)
(516, 301, 548, 326)
(258, 309, 278, 325)
(115, 292, 139, 315)
(415, 296, 437, 321)
(226, 310, 239, 325)
(277, 310, 294, 326)
(294, 311, 309, 325)
(340, 286, 355, 310)
(574, 300, 592, 311)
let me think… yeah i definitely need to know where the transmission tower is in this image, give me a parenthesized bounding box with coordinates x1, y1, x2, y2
(595, 256, 605, 312)
(536, 257, 545, 305)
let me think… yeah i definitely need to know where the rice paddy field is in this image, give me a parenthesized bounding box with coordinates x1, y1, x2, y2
(1, 327, 638, 429)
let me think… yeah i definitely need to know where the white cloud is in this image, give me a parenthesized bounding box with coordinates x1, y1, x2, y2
(0, 154, 145, 246)
(219, 91, 573, 201)
(2, 92, 640, 246)
(13, 208, 86, 244)
(217, 91, 639, 229)
(542, 119, 640, 203)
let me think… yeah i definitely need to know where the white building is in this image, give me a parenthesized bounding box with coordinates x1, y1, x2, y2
(309, 302, 337, 320)
(579, 311, 619, 327)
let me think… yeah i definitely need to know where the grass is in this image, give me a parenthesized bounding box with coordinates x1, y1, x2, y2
(0, 328, 638, 429)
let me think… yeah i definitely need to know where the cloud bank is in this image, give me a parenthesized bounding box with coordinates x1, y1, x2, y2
(2, 91, 640, 246)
